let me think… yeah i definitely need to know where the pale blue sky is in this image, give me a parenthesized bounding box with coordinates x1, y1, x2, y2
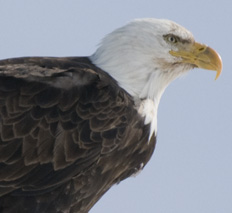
(0, 1, 231, 213)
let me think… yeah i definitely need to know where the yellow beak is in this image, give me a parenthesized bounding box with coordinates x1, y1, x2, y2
(169, 42, 222, 80)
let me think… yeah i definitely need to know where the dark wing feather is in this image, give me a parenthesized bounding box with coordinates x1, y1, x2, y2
(0, 57, 156, 213)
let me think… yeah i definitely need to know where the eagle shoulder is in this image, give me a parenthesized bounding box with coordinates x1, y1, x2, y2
(0, 56, 156, 212)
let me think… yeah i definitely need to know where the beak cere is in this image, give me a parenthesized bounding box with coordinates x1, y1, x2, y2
(169, 42, 222, 80)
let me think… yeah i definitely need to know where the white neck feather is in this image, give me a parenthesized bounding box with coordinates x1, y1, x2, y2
(90, 54, 185, 137)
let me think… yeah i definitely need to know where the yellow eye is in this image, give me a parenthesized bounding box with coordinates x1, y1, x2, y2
(163, 34, 179, 44)
(167, 35, 177, 43)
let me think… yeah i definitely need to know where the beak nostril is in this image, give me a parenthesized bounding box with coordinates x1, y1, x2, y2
(199, 47, 205, 51)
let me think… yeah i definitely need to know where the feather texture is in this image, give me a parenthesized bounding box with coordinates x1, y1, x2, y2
(0, 57, 156, 212)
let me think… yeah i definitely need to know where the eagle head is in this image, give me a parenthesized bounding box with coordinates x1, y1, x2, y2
(90, 18, 222, 135)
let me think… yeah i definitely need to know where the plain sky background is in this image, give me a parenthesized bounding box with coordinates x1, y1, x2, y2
(0, 1, 231, 213)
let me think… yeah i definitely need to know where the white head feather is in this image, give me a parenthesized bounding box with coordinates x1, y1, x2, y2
(90, 18, 195, 136)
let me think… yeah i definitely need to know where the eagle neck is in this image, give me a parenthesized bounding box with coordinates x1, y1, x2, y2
(90, 55, 173, 138)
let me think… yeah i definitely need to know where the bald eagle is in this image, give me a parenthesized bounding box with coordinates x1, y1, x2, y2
(0, 18, 222, 213)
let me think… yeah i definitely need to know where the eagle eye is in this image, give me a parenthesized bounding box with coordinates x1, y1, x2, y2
(163, 34, 179, 44)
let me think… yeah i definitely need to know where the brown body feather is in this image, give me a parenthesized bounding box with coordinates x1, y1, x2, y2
(0, 57, 156, 212)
